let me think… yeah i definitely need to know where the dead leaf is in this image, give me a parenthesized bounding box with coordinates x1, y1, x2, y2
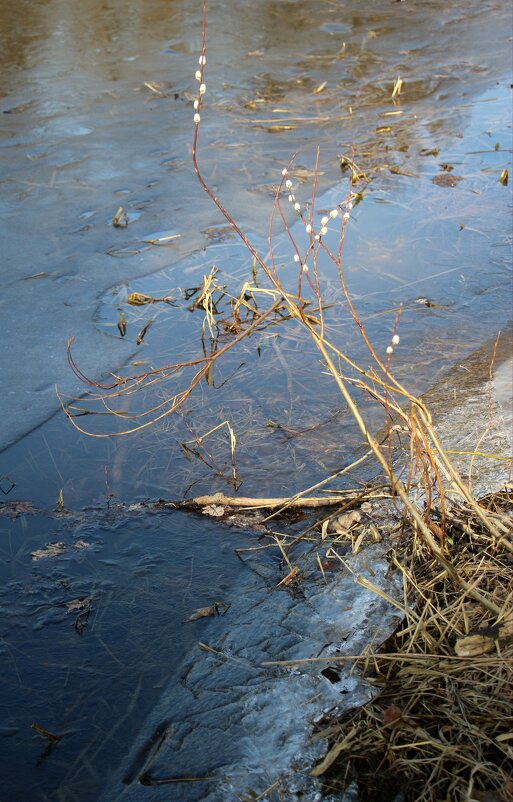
(383, 704, 402, 726)
(185, 602, 229, 622)
(31, 542, 66, 561)
(313, 81, 327, 94)
(202, 504, 225, 517)
(266, 125, 298, 133)
(454, 633, 496, 657)
(65, 597, 92, 614)
(136, 318, 153, 345)
(73, 540, 91, 550)
(432, 173, 463, 187)
(329, 510, 361, 534)
(321, 560, 340, 572)
(390, 166, 418, 178)
(127, 292, 173, 305)
(0, 500, 38, 518)
(500, 168, 509, 186)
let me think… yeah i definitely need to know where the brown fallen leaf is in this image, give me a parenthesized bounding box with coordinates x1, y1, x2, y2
(185, 602, 229, 622)
(383, 704, 402, 726)
(329, 510, 361, 534)
(390, 166, 418, 178)
(500, 168, 509, 186)
(432, 173, 463, 187)
(454, 633, 496, 657)
(31, 542, 66, 561)
(321, 560, 340, 572)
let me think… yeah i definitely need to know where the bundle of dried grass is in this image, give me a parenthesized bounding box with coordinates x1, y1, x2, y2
(311, 491, 513, 802)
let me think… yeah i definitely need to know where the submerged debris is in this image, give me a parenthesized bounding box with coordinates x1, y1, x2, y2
(432, 172, 463, 187)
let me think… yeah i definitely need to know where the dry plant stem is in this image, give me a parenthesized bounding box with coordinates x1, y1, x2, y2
(261, 654, 513, 667)
(419, 407, 511, 543)
(190, 492, 350, 509)
(262, 448, 376, 522)
(63, 295, 283, 437)
(312, 335, 502, 617)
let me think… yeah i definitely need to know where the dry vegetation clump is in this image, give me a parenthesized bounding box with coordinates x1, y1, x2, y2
(311, 490, 513, 802)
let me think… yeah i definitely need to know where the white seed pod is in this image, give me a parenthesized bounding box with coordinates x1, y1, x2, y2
(193, 99, 199, 110)
(199, 55, 206, 65)
(329, 209, 338, 219)
(195, 70, 202, 80)
(293, 254, 300, 263)
(386, 345, 393, 355)
(302, 264, 309, 273)
(194, 113, 201, 123)
(285, 179, 292, 189)
(321, 216, 329, 226)
(199, 83, 206, 94)
(294, 202, 301, 212)
(347, 201, 353, 211)
(282, 168, 288, 176)
(392, 334, 400, 346)
(320, 226, 328, 236)
(343, 212, 350, 221)
(305, 224, 312, 233)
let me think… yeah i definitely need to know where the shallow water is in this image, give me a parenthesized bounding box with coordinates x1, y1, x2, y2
(0, 0, 512, 799)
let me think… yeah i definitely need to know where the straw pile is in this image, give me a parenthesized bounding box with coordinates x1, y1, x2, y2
(312, 490, 513, 802)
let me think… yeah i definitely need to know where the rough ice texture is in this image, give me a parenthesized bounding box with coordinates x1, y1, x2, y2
(101, 542, 403, 801)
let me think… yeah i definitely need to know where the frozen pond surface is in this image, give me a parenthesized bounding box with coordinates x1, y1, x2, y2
(0, 0, 512, 799)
